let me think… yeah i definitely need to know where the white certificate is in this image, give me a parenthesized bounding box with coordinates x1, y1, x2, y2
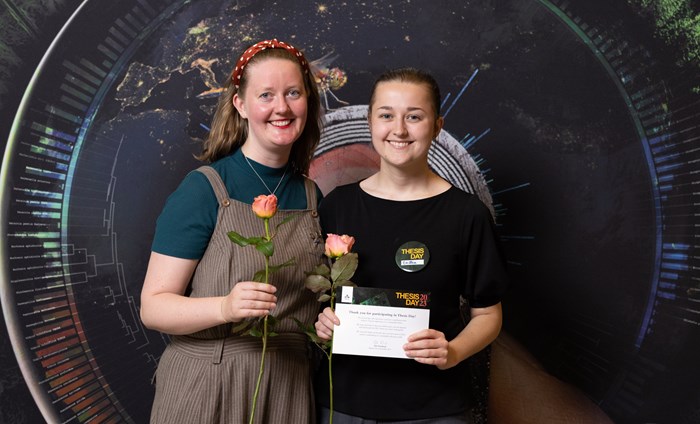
(332, 287, 430, 359)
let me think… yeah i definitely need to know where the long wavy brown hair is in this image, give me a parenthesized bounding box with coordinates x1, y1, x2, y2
(198, 47, 322, 175)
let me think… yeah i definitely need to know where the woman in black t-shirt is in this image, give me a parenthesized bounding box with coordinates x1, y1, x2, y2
(314, 68, 509, 423)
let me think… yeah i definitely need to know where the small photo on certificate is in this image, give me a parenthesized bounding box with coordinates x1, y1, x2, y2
(332, 286, 430, 359)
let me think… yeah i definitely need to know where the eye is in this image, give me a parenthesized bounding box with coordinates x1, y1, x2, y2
(259, 92, 272, 100)
(378, 113, 392, 119)
(406, 114, 422, 121)
(287, 88, 302, 98)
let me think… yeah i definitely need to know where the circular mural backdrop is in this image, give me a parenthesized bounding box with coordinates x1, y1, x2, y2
(1, 1, 698, 423)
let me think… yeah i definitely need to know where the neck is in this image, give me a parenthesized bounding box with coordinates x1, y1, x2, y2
(241, 143, 291, 168)
(361, 165, 449, 200)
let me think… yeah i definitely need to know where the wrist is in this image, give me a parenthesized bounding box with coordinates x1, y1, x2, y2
(220, 297, 229, 323)
(439, 342, 461, 370)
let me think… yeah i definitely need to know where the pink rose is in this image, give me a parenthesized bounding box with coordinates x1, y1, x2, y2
(251, 194, 277, 219)
(325, 233, 355, 259)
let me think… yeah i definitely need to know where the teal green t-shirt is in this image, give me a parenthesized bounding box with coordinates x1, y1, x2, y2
(151, 149, 320, 259)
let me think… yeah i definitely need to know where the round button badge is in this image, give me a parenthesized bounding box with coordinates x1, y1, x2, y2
(395, 241, 430, 272)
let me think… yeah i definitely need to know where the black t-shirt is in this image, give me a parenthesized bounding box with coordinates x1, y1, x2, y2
(315, 182, 509, 420)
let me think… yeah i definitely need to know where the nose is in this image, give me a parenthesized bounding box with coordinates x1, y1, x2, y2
(393, 119, 408, 137)
(274, 96, 291, 114)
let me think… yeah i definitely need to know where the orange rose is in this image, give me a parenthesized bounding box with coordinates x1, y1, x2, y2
(325, 233, 355, 259)
(251, 194, 277, 219)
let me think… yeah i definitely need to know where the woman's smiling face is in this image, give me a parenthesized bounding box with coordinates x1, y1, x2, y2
(233, 58, 308, 155)
(368, 80, 443, 171)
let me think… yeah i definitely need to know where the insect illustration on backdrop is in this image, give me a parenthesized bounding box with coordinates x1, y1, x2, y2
(310, 52, 349, 111)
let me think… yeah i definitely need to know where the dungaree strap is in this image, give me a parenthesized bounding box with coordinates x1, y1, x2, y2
(195, 166, 231, 208)
(304, 177, 318, 214)
(194, 166, 229, 363)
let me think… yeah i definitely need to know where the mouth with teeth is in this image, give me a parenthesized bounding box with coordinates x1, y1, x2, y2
(388, 140, 413, 149)
(269, 119, 293, 128)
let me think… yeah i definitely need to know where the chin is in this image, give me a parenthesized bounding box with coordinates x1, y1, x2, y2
(268, 139, 299, 152)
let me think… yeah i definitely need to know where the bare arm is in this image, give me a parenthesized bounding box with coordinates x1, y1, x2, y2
(404, 302, 502, 370)
(140, 251, 277, 335)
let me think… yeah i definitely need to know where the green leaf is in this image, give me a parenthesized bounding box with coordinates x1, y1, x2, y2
(266, 315, 278, 329)
(291, 317, 310, 330)
(305, 274, 332, 293)
(255, 240, 274, 257)
(227, 231, 253, 246)
(306, 263, 331, 278)
(247, 236, 266, 245)
(275, 213, 300, 230)
(315, 339, 332, 353)
(253, 259, 294, 283)
(230, 320, 253, 334)
(239, 316, 269, 337)
(315, 337, 328, 346)
(269, 258, 296, 273)
(318, 293, 331, 302)
(291, 317, 326, 344)
(252, 270, 266, 282)
(331, 252, 358, 282)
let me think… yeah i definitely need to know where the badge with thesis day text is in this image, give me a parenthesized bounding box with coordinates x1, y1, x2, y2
(395, 241, 430, 272)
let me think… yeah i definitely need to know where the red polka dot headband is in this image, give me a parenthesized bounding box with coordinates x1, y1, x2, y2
(231, 39, 310, 89)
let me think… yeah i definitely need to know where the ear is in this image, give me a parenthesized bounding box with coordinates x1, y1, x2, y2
(434, 116, 444, 139)
(233, 93, 247, 119)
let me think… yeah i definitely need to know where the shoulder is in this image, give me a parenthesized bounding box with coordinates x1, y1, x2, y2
(326, 181, 361, 199)
(445, 186, 494, 221)
(159, 168, 221, 219)
(205, 155, 238, 185)
(169, 168, 215, 201)
(320, 182, 360, 206)
(303, 176, 325, 204)
(153, 168, 219, 259)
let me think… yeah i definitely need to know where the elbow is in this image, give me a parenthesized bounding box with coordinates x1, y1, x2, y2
(490, 305, 504, 342)
(473, 302, 503, 344)
(140, 307, 151, 329)
(140, 306, 154, 330)
(139, 296, 158, 331)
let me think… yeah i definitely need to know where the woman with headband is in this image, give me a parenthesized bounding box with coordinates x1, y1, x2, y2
(140, 39, 324, 423)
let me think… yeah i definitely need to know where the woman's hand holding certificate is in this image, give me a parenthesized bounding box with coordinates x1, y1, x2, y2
(331, 286, 430, 359)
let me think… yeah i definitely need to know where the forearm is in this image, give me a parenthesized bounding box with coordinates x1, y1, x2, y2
(140, 293, 227, 335)
(442, 303, 502, 369)
(140, 252, 227, 335)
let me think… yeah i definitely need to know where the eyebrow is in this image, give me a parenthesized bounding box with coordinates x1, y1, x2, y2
(256, 84, 303, 91)
(375, 106, 426, 112)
